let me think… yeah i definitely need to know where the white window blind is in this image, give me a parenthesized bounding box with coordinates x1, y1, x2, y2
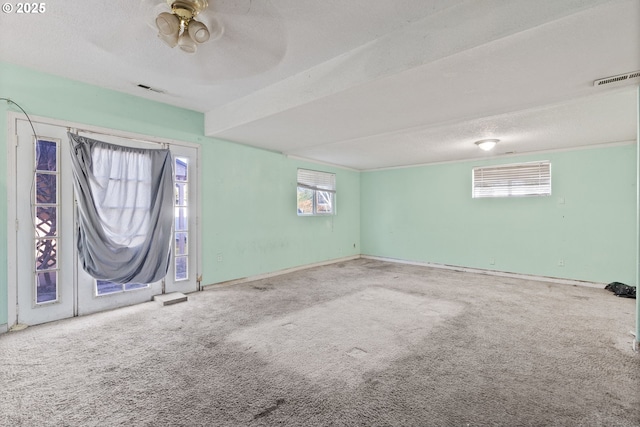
(472, 161, 551, 198)
(297, 169, 336, 193)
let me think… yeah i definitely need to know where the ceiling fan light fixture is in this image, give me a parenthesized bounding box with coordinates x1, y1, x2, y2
(158, 30, 179, 48)
(156, 12, 180, 36)
(151, 0, 220, 53)
(188, 20, 210, 43)
(178, 31, 198, 53)
(168, 0, 208, 19)
(475, 139, 499, 151)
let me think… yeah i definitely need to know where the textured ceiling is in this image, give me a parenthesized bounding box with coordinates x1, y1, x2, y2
(1, 0, 638, 169)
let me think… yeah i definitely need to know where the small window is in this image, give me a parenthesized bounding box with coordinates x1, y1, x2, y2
(473, 161, 551, 198)
(297, 169, 336, 215)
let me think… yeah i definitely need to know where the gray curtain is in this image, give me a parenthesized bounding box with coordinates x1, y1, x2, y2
(68, 133, 173, 284)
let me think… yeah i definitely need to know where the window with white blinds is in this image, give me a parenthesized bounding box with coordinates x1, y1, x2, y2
(297, 169, 336, 215)
(472, 161, 551, 198)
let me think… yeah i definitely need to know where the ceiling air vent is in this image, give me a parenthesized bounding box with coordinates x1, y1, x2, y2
(593, 70, 640, 87)
(137, 84, 165, 94)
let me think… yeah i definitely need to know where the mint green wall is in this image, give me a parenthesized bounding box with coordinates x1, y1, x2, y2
(361, 146, 638, 284)
(0, 62, 360, 326)
(204, 143, 360, 282)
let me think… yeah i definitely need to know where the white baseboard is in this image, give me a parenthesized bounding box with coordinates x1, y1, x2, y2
(0, 323, 7, 335)
(360, 255, 606, 289)
(203, 255, 360, 290)
(204, 254, 606, 290)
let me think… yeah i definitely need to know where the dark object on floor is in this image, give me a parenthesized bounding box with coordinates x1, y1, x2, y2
(604, 282, 636, 299)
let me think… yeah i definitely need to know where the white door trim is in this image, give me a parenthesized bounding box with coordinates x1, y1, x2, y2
(7, 112, 19, 329)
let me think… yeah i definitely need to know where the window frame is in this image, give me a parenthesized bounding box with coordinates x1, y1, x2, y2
(34, 137, 61, 305)
(297, 169, 336, 216)
(472, 161, 551, 199)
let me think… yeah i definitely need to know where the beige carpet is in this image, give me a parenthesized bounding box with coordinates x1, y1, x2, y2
(227, 287, 464, 386)
(0, 259, 638, 426)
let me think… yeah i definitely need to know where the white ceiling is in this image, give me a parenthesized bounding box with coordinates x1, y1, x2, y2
(1, 0, 638, 170)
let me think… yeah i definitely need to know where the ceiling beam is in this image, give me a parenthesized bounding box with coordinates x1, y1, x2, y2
(204, 0, 615, 138)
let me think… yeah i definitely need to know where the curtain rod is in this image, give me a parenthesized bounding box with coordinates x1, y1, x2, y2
(71, 127, 167, 148)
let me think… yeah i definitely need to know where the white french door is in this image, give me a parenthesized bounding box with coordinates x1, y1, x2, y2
(11, 116, 200, 326)
(14, 121, 75, 325)
(71, 131, 165, 316)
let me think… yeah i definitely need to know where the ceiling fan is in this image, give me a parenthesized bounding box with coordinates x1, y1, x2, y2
(144, 0, 224, 53)
(134, 0, 287, 80)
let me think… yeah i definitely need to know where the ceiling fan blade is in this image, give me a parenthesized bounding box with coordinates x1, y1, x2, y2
(189, 9, 286, 79)
(196, 9, 224, 41)
(209, 0, 253, 15)
(140, 0, 171, 29)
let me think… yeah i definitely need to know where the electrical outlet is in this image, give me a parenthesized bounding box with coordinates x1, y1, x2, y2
(558, 259, 564, 267)
(489, 258, 495, 265)
(217, 253, 223, 262)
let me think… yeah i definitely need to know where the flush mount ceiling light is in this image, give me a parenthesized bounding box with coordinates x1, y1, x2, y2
(153, 0, 223, 53)
(475, 139, 499, 151)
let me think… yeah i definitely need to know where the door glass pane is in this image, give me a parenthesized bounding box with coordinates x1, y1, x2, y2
(96, 280, 123, 295)
(175, 207, 188, 231)
(96, 280, 149, 296)
(36, 173, 57, 204)
(36, 239, 57, 270)
(36, 272, 57, 303)
(35, 207, 57, 237)
(175, 182, 188, 205)
(124, 283, 148, 291)
(175, 256, 188, 281)
(35, 239, 57, 303)
(36, 139, 57, 172)
(175, 232, 188, 255)
(175, 158, 188, 181)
